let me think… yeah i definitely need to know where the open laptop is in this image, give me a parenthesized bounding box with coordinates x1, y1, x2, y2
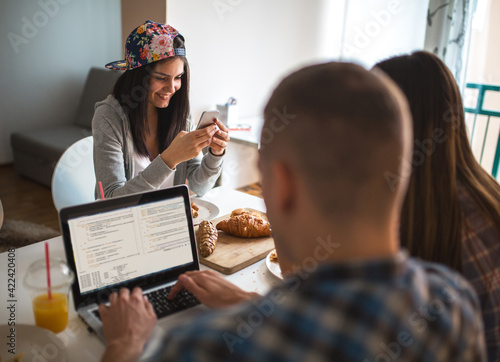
(60, 185, 201, 342)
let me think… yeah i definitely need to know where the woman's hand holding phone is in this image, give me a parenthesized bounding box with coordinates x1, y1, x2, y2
(209, 119, 230, 155)
(195, 110, 230, 155)
(161, 125, 218, 169)
(197, 110, 219, 130)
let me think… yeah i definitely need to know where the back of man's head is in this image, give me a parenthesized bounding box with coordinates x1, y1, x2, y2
(260, 62, 412, 224)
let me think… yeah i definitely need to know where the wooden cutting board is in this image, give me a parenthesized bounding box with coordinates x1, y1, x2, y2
(195, 209, 275, 275)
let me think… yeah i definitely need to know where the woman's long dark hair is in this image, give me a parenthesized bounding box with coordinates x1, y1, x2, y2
(375, 51, 500, 272)
(113, 35, 190, 158)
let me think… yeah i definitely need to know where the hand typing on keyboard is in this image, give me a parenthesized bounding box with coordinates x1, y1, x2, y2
(144, 284, 200, 318)
(99, 287, 157, 362)
(99, 271, 261, 362)
(168, 270, 261, 309)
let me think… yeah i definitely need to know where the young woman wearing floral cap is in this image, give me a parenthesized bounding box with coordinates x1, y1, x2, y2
(92, 20, 228, 199)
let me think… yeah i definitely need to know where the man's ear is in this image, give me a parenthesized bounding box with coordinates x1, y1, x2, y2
(272, 161, 296, 215)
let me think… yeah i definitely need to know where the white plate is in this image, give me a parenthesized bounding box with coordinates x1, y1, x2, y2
(0, 324, 68, 361)
(266, 250, 283, 279)
(192, 199, 219, 225)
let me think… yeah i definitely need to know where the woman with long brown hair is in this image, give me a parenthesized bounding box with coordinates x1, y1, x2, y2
(375, 51, 500, 361)
(93, 21, 227, 199)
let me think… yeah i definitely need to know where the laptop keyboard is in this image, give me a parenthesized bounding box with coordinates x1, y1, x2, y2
(93, 284, 200, 320)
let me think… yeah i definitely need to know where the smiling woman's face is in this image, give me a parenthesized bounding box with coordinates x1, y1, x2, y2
(148, 57, 184, 109)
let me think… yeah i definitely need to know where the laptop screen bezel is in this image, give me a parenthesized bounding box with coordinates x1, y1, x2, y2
(59, 185, 200, 309)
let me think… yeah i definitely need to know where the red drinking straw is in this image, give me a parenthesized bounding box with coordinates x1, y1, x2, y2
(45, 242, 52, 300)
(98, 181, 105, 200)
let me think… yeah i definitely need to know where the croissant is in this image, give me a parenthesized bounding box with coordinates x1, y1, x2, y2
(197, 220, 218, 257)
(230, 208, 261, 218)
(216, 211, 272, 238)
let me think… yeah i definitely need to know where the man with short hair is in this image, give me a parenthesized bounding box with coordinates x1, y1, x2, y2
(100, 62, 486, 362)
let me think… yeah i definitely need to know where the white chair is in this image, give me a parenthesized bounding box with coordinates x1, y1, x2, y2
(51, 136, 96, 211)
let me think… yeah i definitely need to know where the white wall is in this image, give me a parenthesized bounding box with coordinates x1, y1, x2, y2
(166, 0, 346, 123)
(166, 0, 429, 124)
(342, 0, 429, 67)
(0, 0, 430, 165)
(0, 0, 121, 164)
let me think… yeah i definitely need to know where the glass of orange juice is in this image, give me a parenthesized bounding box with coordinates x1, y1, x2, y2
(23, 258, 74, 333)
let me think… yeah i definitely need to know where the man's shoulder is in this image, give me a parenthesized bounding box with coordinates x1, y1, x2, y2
(154, 258, 485, 361)
(409, 256, 479, 304)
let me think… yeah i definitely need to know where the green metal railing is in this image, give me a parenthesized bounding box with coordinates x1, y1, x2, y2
(464, 83, 500, 180)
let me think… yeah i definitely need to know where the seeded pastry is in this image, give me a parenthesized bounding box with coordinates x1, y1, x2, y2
(197, 220, 218, 257)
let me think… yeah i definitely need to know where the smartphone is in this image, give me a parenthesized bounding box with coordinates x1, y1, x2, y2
(196, 110, 220, 129)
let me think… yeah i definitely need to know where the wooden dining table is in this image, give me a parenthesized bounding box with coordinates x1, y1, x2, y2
(0, 186, 281, 361)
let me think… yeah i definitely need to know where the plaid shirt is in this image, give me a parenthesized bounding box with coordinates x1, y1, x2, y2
(154, 252, 486, 361)
(459, 186, 500, 362)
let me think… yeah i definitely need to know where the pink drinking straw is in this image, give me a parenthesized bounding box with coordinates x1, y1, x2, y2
(45, 242, 52, 300)
(98, 181, 105, 200)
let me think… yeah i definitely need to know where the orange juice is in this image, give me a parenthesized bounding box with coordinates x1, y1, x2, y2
(32, 293, 68, 333)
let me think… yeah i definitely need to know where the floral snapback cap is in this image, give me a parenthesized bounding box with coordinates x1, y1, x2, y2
(105, 20, 185, 71)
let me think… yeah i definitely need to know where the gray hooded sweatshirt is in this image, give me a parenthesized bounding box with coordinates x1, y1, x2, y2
(92, 95, 224, 199)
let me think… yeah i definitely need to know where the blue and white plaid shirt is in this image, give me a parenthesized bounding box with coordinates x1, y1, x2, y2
(154, 251, 486, 361)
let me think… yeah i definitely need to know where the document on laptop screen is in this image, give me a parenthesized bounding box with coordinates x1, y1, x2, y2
(68, 196, 193, 294)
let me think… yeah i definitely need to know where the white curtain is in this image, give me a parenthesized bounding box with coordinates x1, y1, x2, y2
(424, 0, 477, 91)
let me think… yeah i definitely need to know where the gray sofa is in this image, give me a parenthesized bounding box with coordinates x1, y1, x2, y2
(11, 68, 121, 187)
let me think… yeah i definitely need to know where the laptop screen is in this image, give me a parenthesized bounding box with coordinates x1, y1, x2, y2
(60, 186, 199, 306)
(69, 195, 193, 294)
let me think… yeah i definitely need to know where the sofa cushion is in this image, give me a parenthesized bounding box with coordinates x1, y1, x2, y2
(11, 125, 91, 186)
(10, 67, 121, 187)
(11, 151, 54, 188)
(11, 125, 91, 161)
(74, 68, 122, 128)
